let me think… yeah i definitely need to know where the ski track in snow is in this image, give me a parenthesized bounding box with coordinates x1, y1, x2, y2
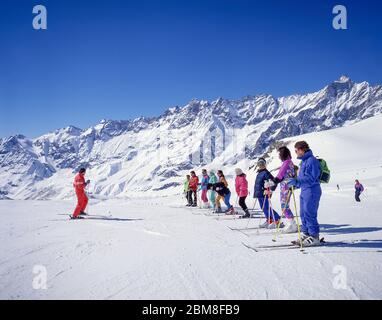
(1, 187, 382, 299)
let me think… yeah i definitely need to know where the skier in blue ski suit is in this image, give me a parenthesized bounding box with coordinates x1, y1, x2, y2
(288, 142, 322, 240)
(252, 158, 281, 229)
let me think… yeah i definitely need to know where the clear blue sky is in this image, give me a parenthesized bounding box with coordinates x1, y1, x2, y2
(1, 0, 381, 138)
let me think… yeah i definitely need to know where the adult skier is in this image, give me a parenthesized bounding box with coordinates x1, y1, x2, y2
(215, 170, 228, 213)
(208, 170, 218, 211)
(254, 158, 282, 229)
(235, 168, 250, 218)
(184, 175, 192, 206)
(354, 180, 364, 202)
(207, 181, 235, 214)
(70, 168, 90, 219)
(287, 141, 322, 246)
(273, 146, 298, 233)
(189, 171, 199, 207)
(200, 169, 210, 208)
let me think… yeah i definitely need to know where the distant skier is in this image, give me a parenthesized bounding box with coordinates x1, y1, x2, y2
(273, 146, 298, 233)
(189, 171, 199, 207)
(287, 141, 322, 246)
(208, 170, 218, 211)
(254, 158, 282, 229)
(215, 170, 228, 213)
(207, 181, 235, 214)
(337, 184, 340, 191)
(354, 180, 364, 202)
(200, 169, 210, 208)
(70, 168, 90, 219)
(184, 175, 192, 206)
(235, 168, 250, 218)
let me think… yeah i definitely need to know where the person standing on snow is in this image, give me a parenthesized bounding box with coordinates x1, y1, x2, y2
(184, 175, 192, 206)
(273, 146, 298, 233)
(208, 170, 218, 211)
(354, 180, 364, 202)
(215, 170, 228, 213)
(189, 171, 199, 207)
(207, 181, 235, 214)
(235, 168, 250, 218)
(287, 141, 322, 246)
(71, 168, 90, 219)
(200, 169, 210, 208)
(254, 158, 282, 229)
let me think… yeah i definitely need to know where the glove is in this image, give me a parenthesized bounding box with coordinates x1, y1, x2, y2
(287, 179, 299, 188)
(86, 179, 90, 185)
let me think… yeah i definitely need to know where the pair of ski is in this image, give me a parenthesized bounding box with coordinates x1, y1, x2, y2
(213, 211, 263, 221)
(69, 214, 113, 220)
(242, 238, 354, 253)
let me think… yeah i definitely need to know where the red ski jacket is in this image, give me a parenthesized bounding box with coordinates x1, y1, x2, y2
(189, 176, 199, 191)
(73, 173, 87, 193)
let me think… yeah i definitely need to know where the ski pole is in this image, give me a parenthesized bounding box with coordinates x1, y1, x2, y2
(291, 187, 303, 250)
(245, 198, 257, 229)
(267, 191, 277, 226)
(233, 196, 239, 221)
(256, 193, 268, 235)
(272, 189, 292, 242)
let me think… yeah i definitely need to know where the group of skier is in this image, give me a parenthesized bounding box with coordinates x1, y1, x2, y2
(183, 140, 323, 246)
(69, 139, 365, 247)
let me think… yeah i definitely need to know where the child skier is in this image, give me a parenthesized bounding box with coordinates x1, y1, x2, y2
(215, 170, 228, 213)
(287, 141, 322, 246)
(207, 181, 235, 214)
(200, 169, 210, 208)
(253, 158, 282, 229)
(71, 168, 90, 219)
(189, 171, 199, 207)
(208, 170, 218, 211)
(273, 146, 298, 233)
(235, 168, 250, 218)
(184, 175, 192, 206)
(354, 180, 364, 202)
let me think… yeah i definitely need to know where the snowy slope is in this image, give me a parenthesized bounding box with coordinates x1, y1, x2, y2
(1, 76, 382, 200)
(1, 117, 382, 299)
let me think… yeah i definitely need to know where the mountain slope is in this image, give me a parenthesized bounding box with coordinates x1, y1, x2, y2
(1, 116, 382, 299)
(1, 76, 382, 200)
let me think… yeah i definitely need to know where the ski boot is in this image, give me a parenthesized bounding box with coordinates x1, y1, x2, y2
(294, 235, 321, 247)
(258, 220, 270, 228)
(267, 221, 284, 230)
(282, 219, 298, 234)
(214, 206, 223, 214)
(239, 209, 251, 219)
(70, 215, 84, 220)
(224, 206, 236, 215)
(79, 211, 88, 216)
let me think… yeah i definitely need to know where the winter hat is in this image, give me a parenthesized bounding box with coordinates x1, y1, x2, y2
(209, 170, 216, 176)
(235, 168, 243, 176)
(257, 158, 266, 167)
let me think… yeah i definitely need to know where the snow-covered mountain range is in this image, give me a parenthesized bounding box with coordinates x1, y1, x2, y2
(1, 76, 382, 200)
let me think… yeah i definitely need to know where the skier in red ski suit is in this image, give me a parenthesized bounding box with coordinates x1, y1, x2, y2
(72, 168, 90, 218)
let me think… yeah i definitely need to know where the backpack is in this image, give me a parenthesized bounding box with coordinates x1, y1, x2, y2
(317, 158, 330, 184)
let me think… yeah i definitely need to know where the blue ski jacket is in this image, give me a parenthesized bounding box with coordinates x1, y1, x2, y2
(253, 169, 275, 198)
(296, 150, 321, 189)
